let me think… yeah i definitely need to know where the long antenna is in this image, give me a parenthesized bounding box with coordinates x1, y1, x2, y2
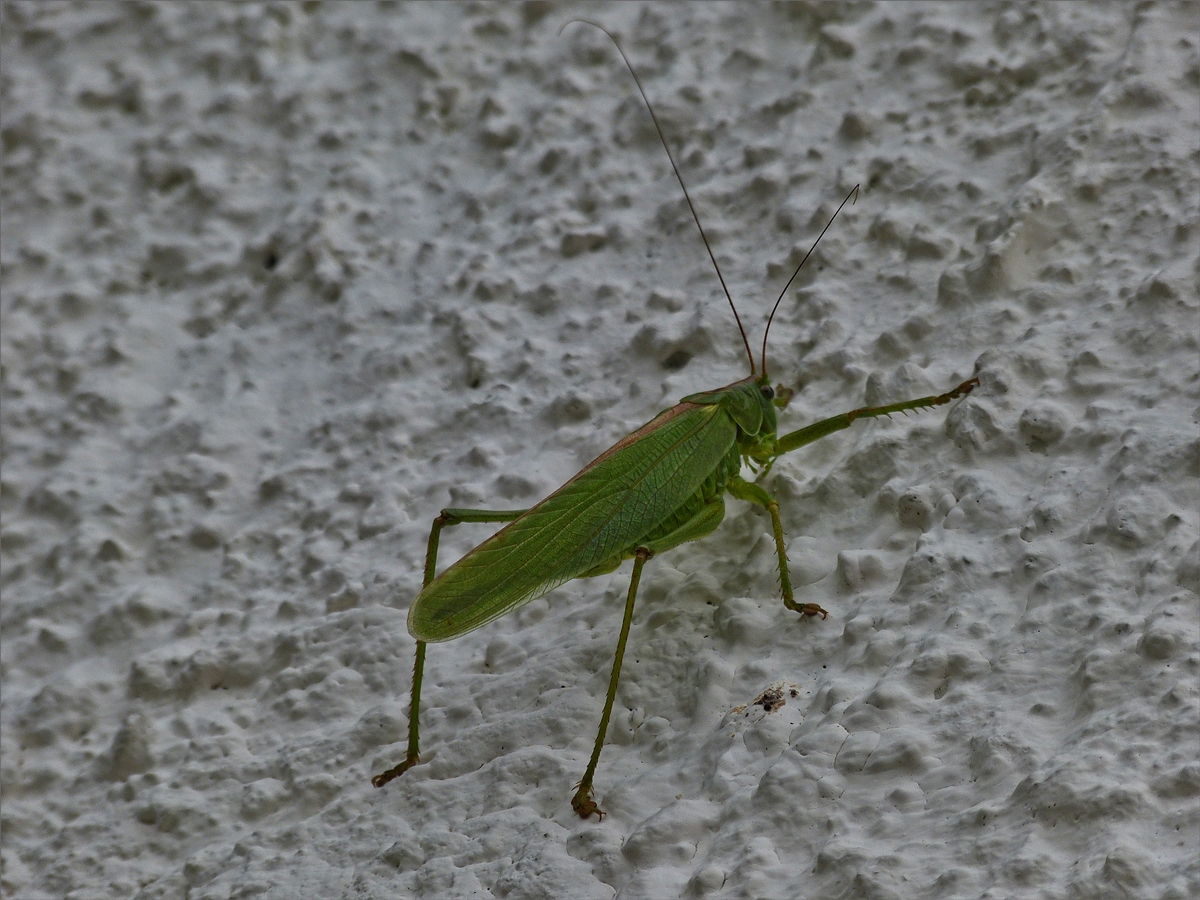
(560, 19, 756, 375)
(760, 184, 859, 379)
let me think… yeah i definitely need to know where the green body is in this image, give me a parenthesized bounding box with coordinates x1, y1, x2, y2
(409, 376, 775, 643)
(371, 20, 980, 818)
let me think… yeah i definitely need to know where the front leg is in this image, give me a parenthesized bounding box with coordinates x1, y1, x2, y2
(774, 377, 979, 456)
(727, 476, 827, 619)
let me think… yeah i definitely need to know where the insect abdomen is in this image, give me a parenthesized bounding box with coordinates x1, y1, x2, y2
(632, 442, 741, 552)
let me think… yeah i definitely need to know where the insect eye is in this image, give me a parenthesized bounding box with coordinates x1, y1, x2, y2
(760, 385, 774, 400)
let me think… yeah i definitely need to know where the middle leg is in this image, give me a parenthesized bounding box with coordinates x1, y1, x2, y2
(728, 475, 828, 619)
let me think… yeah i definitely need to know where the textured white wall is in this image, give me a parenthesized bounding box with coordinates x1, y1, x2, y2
(2, 3, 1197, 898)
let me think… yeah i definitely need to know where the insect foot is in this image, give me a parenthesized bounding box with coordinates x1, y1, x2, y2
(787, 600, 829, 619)
(571, 782, 605, 821)
(371, 753, 419, 788)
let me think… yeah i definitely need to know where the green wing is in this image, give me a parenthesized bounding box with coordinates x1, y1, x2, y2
(408, 401, 737, 642)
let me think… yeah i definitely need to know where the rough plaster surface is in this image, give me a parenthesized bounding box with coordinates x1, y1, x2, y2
(2, 2, 1198, 898)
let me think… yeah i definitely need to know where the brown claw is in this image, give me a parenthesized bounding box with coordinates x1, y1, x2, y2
(954, 376, 980, 399)
(798, 603, 828, 619)
(372, 754, 420, 788)
(571, 783, 606, 820)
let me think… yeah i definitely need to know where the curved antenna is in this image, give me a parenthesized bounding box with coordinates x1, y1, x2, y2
(560, 19, 756, 375)
(760, 184, 859, 379)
